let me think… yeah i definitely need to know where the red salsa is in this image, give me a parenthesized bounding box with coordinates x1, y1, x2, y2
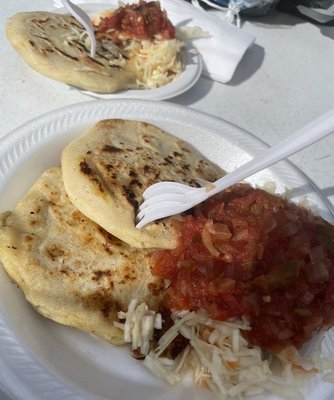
(97, 1, 175, 40)
(151, 184, 334, 352)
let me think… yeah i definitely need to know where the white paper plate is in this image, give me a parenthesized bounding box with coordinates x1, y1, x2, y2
(57, 2, 202, 100)
(0, 99, 334, 400)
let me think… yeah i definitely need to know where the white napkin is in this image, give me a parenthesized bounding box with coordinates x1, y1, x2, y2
(53, 0, 255, 83)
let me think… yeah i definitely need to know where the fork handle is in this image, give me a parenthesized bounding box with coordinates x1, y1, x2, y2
(61, 0, 96, 58)
(206, 109, 334, 197)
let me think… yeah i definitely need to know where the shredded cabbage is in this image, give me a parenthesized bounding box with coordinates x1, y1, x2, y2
(141, 310, 315, 399)
(116, 301, 332, 399)
(114, 298, 162, 356)
(125, 38, 184, 89)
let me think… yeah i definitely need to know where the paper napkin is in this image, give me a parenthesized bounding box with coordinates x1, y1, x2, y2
(53, 0, 255, 83)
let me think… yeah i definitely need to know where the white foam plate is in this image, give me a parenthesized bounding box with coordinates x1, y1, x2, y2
(0, 99, 334, 400)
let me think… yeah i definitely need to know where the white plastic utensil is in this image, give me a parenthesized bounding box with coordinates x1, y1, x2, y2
(136, 109, 334, 229)
(61, 0, 96, 58)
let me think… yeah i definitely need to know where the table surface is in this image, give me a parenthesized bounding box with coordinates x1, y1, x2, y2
(0, 1, 334, 397)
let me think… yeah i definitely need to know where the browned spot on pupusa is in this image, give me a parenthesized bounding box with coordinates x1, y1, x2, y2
(148, 280, 165, 296)
(102, 144, 123, 153)
(122, 185, 139, 211)
(79, 289, 121, 318)
(46, 244, 67, 261)
(144, 165, 153, 174)
(79, 160, 92, 175)
(70, 211, 84, 223)
(92, 270, 112, 280)
(103, 242, 114, 255)
(91, 270, 114, 290)
(117, 265, 138, 284)
(24, 235, 34, 251)
(53, 46, 79, 62)
(129, 179, 142, 188)
(79, 160, 105, 193)
(81, 55, 105, 67)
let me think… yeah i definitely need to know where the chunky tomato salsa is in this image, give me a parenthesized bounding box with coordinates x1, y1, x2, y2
(97, 1, 175, 40)
(151, 184, 334, 352)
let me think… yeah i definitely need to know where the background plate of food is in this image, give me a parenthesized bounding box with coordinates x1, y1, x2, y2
(0, 99, 334, 400)
(6, 1, 203, 101)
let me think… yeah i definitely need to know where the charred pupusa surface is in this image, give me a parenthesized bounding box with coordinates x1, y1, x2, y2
(148, 280, 165, 296)
(27, 14, 125, 70)
(122, 185, 139, 211)
(79, 159, 105, 193)
(32, 34, 51, 44)
(79, 288, 122, 318)
(91, 269, 113, 282)
(28, 17, 50, 31)
(63, 120, 223, 250)
(102, 144, 124, 153)
(117, 264, 139, 285)
(143, 165, 153, 174)
(53, 46, 79, 61)
(45, 244, 67, 261)
(68, 18, 83, 30)
(79, 160, 92, 175)
(98, 128, 220, 214)
(129, 179, 143, 188)
(80, 55, 105, 67)
(188, 179, 202, 188)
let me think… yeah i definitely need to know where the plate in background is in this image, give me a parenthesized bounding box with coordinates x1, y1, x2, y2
(57, 2, 203, 100)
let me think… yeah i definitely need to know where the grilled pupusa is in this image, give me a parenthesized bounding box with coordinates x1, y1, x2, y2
(6, 12, 137, 93)
(61, 119, 224, 249)
(0, 167, 164, 344)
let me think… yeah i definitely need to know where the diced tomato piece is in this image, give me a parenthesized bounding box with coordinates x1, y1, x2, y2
(150, 250, 178, 279)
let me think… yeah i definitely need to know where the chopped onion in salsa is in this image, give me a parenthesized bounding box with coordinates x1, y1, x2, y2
(151, 184, 334, 353)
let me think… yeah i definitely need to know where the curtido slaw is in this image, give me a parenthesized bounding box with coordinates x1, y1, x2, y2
(114, 299, 334, 400)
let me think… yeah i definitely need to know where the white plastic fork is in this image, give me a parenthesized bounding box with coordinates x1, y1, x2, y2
(61, 0, 96, 58)
(136, 109, 334, 229)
